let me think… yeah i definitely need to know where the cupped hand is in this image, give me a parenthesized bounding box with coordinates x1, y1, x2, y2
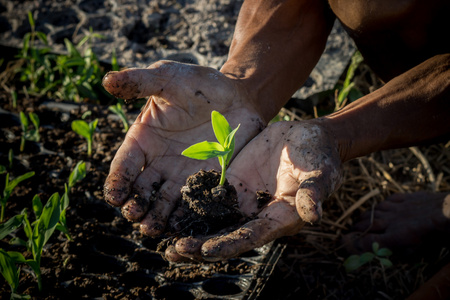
(102, 60, 264, 237)
(166, 120, 343, 262)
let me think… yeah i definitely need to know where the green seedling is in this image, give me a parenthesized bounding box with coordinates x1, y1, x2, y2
(8, 149, 14, 169)
(59, 160, 87, 240)
(15, 12, 109, 103)
(343, 242, 393, 272)
(182, 111, 240, 186)
(10, 90, 17, 109)
(108, 102, 129, 132)
(0, 249, 30, 299)
(1, 171, 35, 222)
(71, 118, 98, 156)
(335, 51, 364, 111)
(0, 193, 63, 293)
(19, 112, 40, 152)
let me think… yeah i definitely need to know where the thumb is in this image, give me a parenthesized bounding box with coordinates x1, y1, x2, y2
(295, 176, 327, 224)
(102, 61, 179, 100)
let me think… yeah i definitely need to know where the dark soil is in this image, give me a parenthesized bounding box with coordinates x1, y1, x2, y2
(176, 169, 241, 236)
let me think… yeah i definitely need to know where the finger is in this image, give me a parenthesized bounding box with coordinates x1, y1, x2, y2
(120, 167, 161, 221)
(102, 62, 174, 100)
(174, 236, 206, 261)
(139, 180, 180, 237)
(103, 139, 146, 207)
(200, 202, 303, 262)
(295, 173, 334, 224)
(164, 244, 192, 263)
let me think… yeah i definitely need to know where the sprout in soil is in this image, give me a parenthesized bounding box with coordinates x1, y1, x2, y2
(71, 117, 98, 156)
(182, 110, 240, 186)
(1, 171, 35, 222)
(19, 112, 40, 152)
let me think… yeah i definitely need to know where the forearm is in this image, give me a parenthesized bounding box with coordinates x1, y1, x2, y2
(321, 54, 450, 162)
(221, 0, 335, 123)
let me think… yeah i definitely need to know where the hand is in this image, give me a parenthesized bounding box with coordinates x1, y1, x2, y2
(165, 121, 343, 262)
(102, 60, 264, 237)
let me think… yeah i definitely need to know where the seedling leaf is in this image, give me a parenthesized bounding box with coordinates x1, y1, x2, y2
(34, 193, 60, 251)
(376, 247, 392, 257)
(182, 141, 230, 160)
(211, 110, 232, 146)
(5, 172, 35, 195)
(378, 257, 393, 268)
(0, 215, 24, 239)
(71, 120, 90, 139)
(68, 161, 86, 189)
(343, 255, 361, 272)
(32, 194, 43, 219)
(0, 249, 20, 293)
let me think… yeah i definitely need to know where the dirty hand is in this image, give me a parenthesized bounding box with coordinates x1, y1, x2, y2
(165, 121, 343, 262)
(102, 60, 264, 236)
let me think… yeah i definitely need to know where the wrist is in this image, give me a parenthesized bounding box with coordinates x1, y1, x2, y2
(307, 117, 355, 163)
(220, 62, 286, 124)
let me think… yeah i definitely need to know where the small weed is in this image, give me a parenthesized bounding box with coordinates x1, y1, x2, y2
(14, 12, 109, 103)
(182, 111, 240, 186)
(344, 242, 393, 272)
(0, 161, 86, 296)
(19, 112, 40, 152)
(108, 102, 129, 132)
(334, 51, 364, 111)
(71, 117, 98, 156)
(1, 171, 35, 222)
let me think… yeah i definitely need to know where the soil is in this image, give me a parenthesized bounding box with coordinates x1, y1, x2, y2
(176, 169, 242, 236)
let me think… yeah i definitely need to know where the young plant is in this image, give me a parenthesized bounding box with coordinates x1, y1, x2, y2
(343, 242, 393, 272)
(0, 249, 30, 299)
(108, 102, 129, 132)
(59, 160, 87, 240)
(19, 112, 40, 152)
(334, 51, 364, 111)
(182, 110, 240, 186)
(4, 193, 62, 291)
(71, 117, 98, 156)
(1, 171, 35, 222)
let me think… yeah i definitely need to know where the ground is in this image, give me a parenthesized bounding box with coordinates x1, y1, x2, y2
(0, 0, 450, 299)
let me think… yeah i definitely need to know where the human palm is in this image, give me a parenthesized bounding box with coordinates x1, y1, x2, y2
(102, 61, 264, 236)
(167, 121, 343, 261)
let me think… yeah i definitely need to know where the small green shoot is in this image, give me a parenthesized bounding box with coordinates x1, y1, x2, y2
(182, 111, 240, 186)
(1, 171, 35, 222)
(19, 112, 40, 152)
(343, 242, 393, 272)
(71, 118, 98, 156)
(0, 193, 64, 293)
(16, 13, 108, 103)
(0, 249, 30, 299)
(108, 102, 129, 132)
(8, 149, 14, 169)
(10, 90, 17, 109)
(335, 51, 364, 111)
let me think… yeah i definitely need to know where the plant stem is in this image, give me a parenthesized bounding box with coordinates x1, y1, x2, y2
(0, 204, 4, 222)
(20, 136, 25, 152)
(219, 156, 226, 186)
(87, 139, 92, 156)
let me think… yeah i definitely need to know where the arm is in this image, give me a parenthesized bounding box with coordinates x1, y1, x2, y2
(322, 54, 450, 162)
(221, 0, 335, 123)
